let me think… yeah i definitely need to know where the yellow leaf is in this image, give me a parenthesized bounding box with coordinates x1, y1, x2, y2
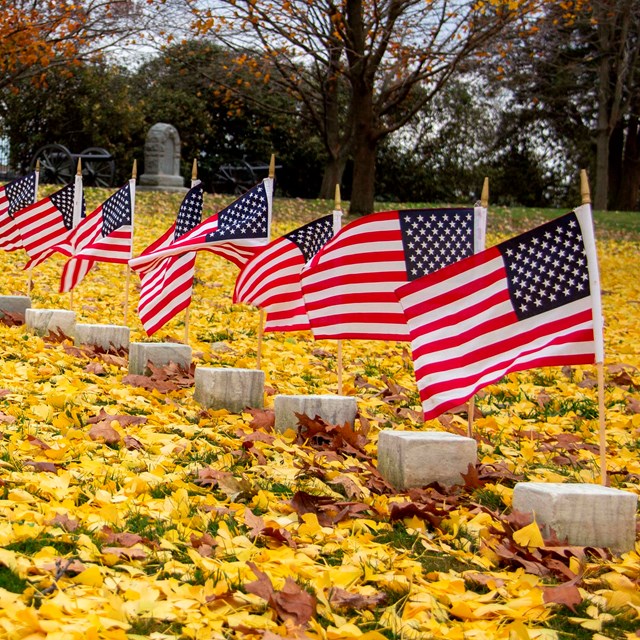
(513, 521, 545, 548)
(72, 565, 103, 587)
(298, 512, 322, 537)
(507, 620, 530, 639)
(30, 403, 53, 421)
(404, 515, 427, 532)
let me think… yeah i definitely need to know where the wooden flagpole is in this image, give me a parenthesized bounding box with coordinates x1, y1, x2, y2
(69, 159, 83, 312)
(256, 155, 276, 369)
(581, 169, 608, 485)
(334, 184, 344, 395)
(124, 160, 137, 326)
(27, 160, 41, 296)
(183, 159, 199, 344)
(467, 177, 489, 438)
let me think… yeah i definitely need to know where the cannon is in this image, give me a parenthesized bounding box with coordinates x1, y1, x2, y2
(30, 144, 116, 187)
(213, 158, 281, 195)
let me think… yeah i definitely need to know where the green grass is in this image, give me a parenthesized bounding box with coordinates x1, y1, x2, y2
(544, 602, 640, 639)
(0, 565, 29, 593)
(127, 617, 184, 637)
(6, 534, 77, 556)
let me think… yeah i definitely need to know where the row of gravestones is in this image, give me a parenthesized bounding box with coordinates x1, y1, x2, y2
(1, 295, 637, 554)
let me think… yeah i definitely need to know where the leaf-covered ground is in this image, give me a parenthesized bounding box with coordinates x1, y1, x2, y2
(0, 189, 638, 640)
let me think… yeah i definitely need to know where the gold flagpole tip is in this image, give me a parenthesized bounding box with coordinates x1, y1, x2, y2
(334, 184, 342, 211)
(580, 169, 591, 205)
(76, 158, 82, 176)
(131, 159, 137, 180)
(480, 177, 489, 208)
(269, 154, 275, 179)
(36, 159, 41, 173)
(191, 158, 198, 181)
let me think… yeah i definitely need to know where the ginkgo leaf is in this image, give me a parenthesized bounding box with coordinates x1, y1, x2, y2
(513, 521, 545, 548)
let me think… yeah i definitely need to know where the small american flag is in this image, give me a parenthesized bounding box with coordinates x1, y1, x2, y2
(136, 184, 203, 335)
(129, 178, 272, 275)
(396, 205, 603, 420)
(234, 214, 335, 332)
(58, 182, 134, 292)
(13, 181, 86, 269)
(0, 172, 38, 251)
(300, 206, 486, 341)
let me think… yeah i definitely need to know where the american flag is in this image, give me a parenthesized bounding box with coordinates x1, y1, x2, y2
(13, 181, 86, 269)
(129, 178, 273, 275)
(58, 182, 134, 292)
(300, 206, 486, 341)
(0, 172, 38, 251)
(396, 205, 603, 420)
(136, 184, 203, 335)
(234, 214, 336, 332)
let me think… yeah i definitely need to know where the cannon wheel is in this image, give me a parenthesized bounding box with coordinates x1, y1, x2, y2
(31, 144, 74, 185)
(80, 146, 115, 187)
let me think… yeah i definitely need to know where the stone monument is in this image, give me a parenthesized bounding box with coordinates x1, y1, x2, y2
(139, 123, 186, 191)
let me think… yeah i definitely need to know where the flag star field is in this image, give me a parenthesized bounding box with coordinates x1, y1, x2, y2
(101, 185, 132, 236)
(287, 215, 334, 262)
(5, 172, 37, 215)
(399, 208, 474, 280)
(213, 184, 269, 240)
(500, 212, 590, 320)
(175, 186, 203, 239)
(50, 183, 80, 229)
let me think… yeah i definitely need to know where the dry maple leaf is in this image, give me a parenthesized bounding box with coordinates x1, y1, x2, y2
(88, 421, 122, 444)
(124, 435, 144, 450)
(101, 546, 147, 560)
(26, 434, 51, 449)
(0, 310, 24, 326)
(246, 563, 316, 626)
(389, 501, 444, 528)
(329, 587, 387, 610)
(190, 531, 216, 558)
(62, 344, 92, 358)
(626, 396, 640, 413)
(83, 362, 106, 375)
(87, 409, 147, 427)
(48, 513, 79, 532)
(122, 373, 176, 393)
(461, 463, 483, 490)
(99, 353, 127, 367)
(245, 407, 275, 431)
(101, 531, 144, 547)
(245, 562, 275, 600)
(23, 460, 59, 473)
(272, 578, 316, 626)
(542, 583, 583, 612)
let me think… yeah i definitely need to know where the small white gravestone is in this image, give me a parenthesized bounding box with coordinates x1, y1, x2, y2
(0, 295, 31, 318)
(513, 482, 638, 553)
(128, 342, 192, 375)
(75, 323, 130, 351)
(138, 123, 186, 192)
(377, 430, 477, 490)
(194, 367, 264, 413)
(274, 394, 358, 434)
(25, 309, 76, 337)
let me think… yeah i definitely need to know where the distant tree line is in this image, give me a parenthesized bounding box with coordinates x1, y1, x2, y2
(1, 0, 639, 212)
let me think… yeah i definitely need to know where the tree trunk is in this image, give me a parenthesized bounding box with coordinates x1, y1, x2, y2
(608, 121, 624, 207)
(617, 114, 640, 210)
(319, 154, 348, 199)
(594, 69, 611, 211)
(348, 72, 377, 215)
(349, 126, 377, 215)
